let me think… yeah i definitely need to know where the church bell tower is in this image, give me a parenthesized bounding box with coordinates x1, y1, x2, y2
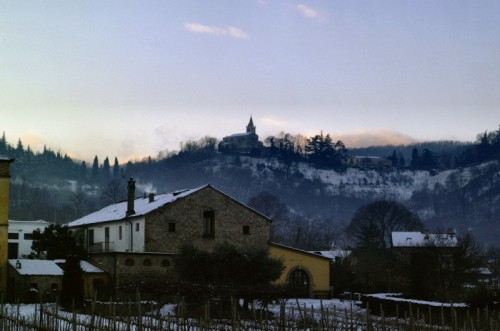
(246, 116, 256, 134)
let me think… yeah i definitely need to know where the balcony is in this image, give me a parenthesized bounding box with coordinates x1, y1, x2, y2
(88, 241, 115, 253)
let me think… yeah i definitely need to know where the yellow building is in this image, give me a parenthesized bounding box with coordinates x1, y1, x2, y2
(270, 243, 331, 298)
(0, 157, 14, 296)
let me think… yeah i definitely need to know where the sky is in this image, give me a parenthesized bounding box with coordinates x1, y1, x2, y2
(1, 1, 499, 163)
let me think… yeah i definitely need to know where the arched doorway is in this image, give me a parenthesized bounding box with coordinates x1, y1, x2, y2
(287, 268, 310, 297)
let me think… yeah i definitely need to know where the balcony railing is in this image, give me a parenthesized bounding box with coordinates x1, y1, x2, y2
(88, 241, 115, 253)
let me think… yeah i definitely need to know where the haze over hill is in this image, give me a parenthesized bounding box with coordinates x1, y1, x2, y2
(2, 124, 499, 248)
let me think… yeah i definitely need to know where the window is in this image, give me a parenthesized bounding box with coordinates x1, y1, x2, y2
(161, 259, 170, 267)
(243, 226, 250, 235)
(143, 259, 152, 266)
(124, 258, 135, 266)
(203, 210, 215, 237)
(8, 233, 19, 240)
(30, 283, 38, 290)
(51, 283, 58, 291)
(88, 229, 94, 246)
(8, 243, 18, 259)
(168, 223, 176, 232)
(135, 223, 140, 232)
(119, 226, 122, 240)
(23, 233, 33, 240)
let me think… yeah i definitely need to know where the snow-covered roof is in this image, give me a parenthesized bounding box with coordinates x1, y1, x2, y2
(270, 243, 332, 261)
(226, 132, 253, 138)
(0, 156, 14, 162)
(67, 185, 207, 227)
(391, 231, 458, 247)
(310, 250, 351, 260)
(9, 219, 51, 226)
(9, 259, 63, 276)
(54, 259, 105, 273)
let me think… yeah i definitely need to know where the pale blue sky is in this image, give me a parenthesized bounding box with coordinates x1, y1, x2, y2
(1, 1, 499, 162)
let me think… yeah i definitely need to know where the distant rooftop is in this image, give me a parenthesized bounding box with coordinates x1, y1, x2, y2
(9, 259, 105, 275)
(9, 259, 63, 276)
(392, 231, 458, 247)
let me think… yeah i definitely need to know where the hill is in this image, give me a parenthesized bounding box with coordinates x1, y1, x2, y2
(2, 129, 499, 248)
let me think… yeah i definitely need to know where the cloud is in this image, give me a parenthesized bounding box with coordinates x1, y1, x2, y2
(184, 23, 249, 39)
(332, 130, 417, 148)
(260, 116, 287, 127)
(293, 4, 319, 19)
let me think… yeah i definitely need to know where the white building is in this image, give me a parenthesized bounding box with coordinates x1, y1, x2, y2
(391, 230, 458, 248)
(8, 220, 51, 259)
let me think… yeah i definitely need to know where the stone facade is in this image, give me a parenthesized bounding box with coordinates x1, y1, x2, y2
(145, 186, 271, 252)
(88, 252, 175, 298)
(7, 265, 61, 303)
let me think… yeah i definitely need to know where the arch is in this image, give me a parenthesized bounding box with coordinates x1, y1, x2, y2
(287, 266, 312, 298)
(161, 259, 171, 267)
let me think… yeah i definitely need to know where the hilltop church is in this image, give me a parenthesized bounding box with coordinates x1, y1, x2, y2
(218, 117, 263, 154)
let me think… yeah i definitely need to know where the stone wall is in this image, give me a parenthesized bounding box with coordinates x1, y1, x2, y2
(144, 186, 271, 253)
(88, 252, 175, 299)
(8, 265, 61, 303)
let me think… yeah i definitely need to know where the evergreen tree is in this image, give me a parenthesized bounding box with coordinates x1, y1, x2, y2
(0, 132, 7, 153)
(91, 156, 99, 181)
(388, 150, 398, 167)
(79, 161, 87, 180)
(113, 157, 120, 178)
(31, 224, 83, 259)
(398, 153, 406, 167)
(421, 148, 437, 170)
(61, 255, 84, 308)
(102, 157, 111, 179)
(410, 148, 421, 169)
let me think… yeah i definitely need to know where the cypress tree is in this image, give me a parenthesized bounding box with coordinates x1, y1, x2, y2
(61, 255, 84, 308)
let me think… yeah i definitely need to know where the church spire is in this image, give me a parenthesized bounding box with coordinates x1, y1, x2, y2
(246, 116, 256, 134)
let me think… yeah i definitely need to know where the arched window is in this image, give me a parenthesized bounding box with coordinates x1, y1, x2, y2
(124, 258, 134, 266)
(161, 259, 170, 267)
(143, 259, 152, 266)
(288, 268, 310, 297)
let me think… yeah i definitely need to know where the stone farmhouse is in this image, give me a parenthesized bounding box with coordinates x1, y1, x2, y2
(218, 117, 263, 154)
(67, 179, 331, 298)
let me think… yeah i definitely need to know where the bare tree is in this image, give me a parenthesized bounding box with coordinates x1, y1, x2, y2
(100, 178, 127, 205)
(347, 200, 424, 249)
(247, 191, 291, 243)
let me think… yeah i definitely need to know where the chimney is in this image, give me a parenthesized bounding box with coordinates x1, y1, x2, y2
(126, 178, 136, 216)
(149, 193, 155, 203)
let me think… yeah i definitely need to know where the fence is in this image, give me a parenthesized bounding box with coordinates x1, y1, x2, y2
(1, 298, 500, 330)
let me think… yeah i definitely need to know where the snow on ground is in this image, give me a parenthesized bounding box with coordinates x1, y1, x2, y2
(266, 298, 364, 316)
(4, 299, 364, 321)
(236, 156, 456, 201)
(366, 293, 468, 308)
